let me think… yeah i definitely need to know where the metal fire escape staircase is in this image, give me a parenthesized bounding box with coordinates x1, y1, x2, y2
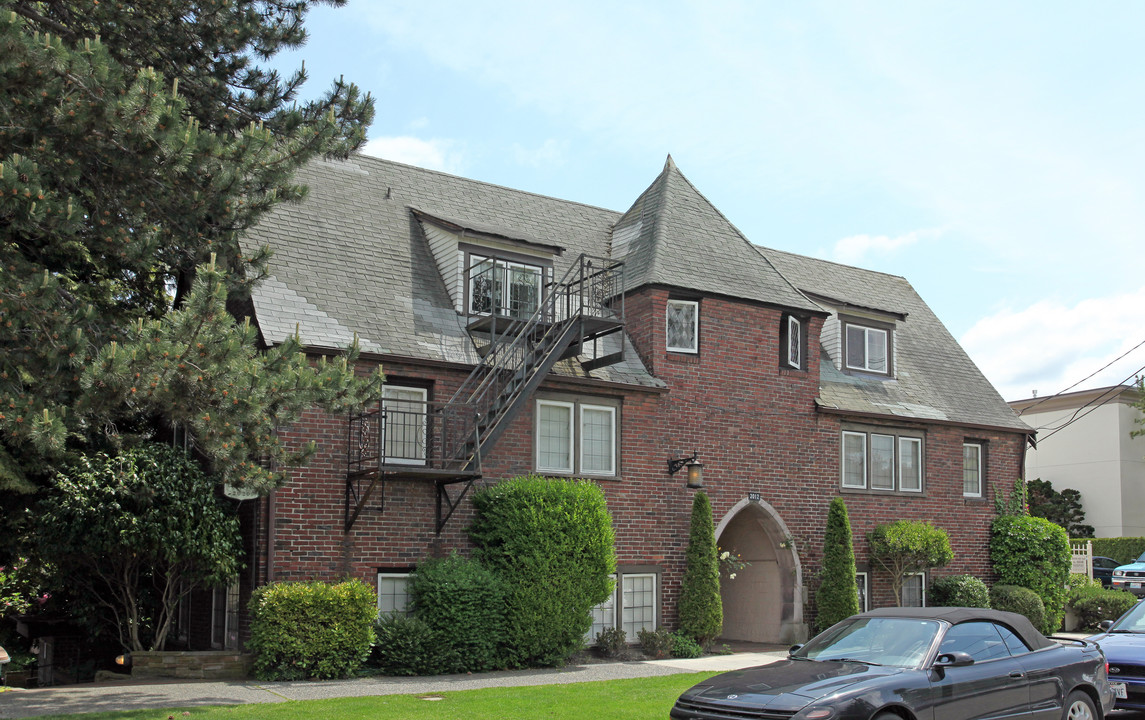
(345, 254, 625, 533)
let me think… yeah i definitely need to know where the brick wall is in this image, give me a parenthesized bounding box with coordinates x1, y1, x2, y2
(250, 286, 1026, 636)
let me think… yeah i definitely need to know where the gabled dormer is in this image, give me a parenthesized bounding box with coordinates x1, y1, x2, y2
(412, 208, 563, 328)
(800, 291, 907, 380)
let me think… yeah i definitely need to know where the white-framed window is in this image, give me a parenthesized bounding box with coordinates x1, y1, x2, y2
(382, 385, 427, 465)
(621, 574, 657, 638)
(786, 316, 802, 369)
(842, 431, 868, 488)
(377, 573, 411, 616)
(963, 443, 983, 497)
(841, 429, 924, 493)
(536, 398, 618, 477)
(845, 323, 890, 374)
(666, 299, 699, 353)
(902, 573, 926, 608)
(856, 572, 869, 613)
(537, 400, 575, 473)
(467, 255, 544, 319)
(585, 575, 617, 643)
(211, 577, 240, 650)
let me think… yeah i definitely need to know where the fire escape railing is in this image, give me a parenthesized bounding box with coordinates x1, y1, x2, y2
(344, 253, 624, 533)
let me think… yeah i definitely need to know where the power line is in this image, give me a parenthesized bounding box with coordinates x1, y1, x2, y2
(1016, 336, 1145, 416)
(1034, 362, 1145, 443)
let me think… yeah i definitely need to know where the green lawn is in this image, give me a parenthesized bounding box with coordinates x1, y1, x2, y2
(33, 673, 716, 720)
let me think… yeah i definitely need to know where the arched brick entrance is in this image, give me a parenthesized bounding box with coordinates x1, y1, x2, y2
(715, 498, 807, 644)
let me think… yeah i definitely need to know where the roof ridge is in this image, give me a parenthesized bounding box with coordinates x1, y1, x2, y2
(351, 152, 622, 217)
(759, 243, 910, 283)
(661, 161, 816, 309)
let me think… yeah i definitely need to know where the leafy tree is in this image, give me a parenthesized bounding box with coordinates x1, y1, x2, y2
(816, 497, 860, 629)
(868, 520, 953, 606)
(0, 1, 376, 494)
(27, 443, 242, 652)
(678, 491, 722, 645)
(1027, 478, 1094, 538)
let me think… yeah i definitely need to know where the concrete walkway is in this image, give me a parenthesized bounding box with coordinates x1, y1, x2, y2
(0, 650, 790, 718)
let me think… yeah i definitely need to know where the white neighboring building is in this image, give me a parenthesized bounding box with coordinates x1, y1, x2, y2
(1009, 385, 1145, 538)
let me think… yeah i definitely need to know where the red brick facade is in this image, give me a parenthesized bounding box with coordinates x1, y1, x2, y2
(235, 285, 1026, 645)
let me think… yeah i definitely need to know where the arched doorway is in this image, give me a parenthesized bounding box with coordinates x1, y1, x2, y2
(715, 498, 806, 644)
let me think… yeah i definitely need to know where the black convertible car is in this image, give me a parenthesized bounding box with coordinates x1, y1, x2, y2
(671, 607, 1113, 720)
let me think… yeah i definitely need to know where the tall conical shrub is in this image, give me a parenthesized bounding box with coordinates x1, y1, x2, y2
(815, 497, 860, 630)
(678, 491, 723, 645)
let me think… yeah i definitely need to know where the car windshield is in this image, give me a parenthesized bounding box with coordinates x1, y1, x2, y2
(1109, 601, 1145, 633)
(793, 617, 940, 668)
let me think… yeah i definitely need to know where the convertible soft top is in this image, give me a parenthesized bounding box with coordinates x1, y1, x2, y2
(858, 606, 1055, 651)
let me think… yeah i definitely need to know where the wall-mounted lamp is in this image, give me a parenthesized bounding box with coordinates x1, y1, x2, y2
(668, 451, 704, 489)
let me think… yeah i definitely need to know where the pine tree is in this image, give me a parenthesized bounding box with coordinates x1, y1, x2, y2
(0, 3, 377, 493)
(678, 491, 723, 646)
(815, 497, 860, 630)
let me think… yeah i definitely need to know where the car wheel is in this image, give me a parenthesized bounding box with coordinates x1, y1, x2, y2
(872, 713, 901, 720)
(1062, 690, 1096, 720)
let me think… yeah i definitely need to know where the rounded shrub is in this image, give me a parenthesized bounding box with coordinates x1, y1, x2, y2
(989, 584, 1046, 634)
(637, 627, 674, 659)
(990, 515, 1070, 634)
(1066, 586, 1138, 631)
(678, 491, 723, 646)
(594, 626, 628, 658)
(670, 631, 704, 659)
(470, 475, 616, 668)
(248, 578, 377, 680)
(816, 497, 860, 630)
(370, 613, 455, 676)
(408, 552, 505, 673)
(929, 575, 990, 608)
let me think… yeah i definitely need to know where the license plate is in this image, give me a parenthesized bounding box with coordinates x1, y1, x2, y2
(1111, 681, 1127, 699)
(1132, 582, 1142, 589)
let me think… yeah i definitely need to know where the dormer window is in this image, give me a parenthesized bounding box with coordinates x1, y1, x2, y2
(843, 319, 893, 376)
(466, 253, 546, 320)
(666, 299, 699, 353)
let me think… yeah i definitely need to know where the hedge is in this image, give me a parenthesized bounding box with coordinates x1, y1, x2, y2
(991, 515, 1070, 634)
(989, 584, 1046, 634)
(470, 475, 616, 668)
(1085, 537, 1145, 565)
(1067, 585, 1139, 631)
(407, 552, 505, 673)
(815, 497, 860, 630)
(929, 575, 990, 608)
(370, 613, 447, 676)
(248, 579, 377, 680)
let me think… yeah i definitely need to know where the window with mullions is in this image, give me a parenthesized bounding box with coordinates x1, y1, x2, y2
(902, 572, 926, 607)
(536, 398, 617, 476)
(844, 322, 891, 375)
(377, 573, 410, 616)
(666, 299, 699, 353)
(467, 255, 544, 319)
(842, 429, 923, 492)
(382, 386, 427, 465)
(621, 574, 657, 637)
(780, 314, 804, 370)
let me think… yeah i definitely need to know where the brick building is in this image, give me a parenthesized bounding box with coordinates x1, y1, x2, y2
(196, 154, 1031, 649)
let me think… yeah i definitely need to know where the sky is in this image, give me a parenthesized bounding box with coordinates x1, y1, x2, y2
(270, 1, 1145, 403)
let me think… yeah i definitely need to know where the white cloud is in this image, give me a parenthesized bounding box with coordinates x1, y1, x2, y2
(511, 139, 569, 168)
(961, 288, 1145, 403)
(360, 136, 463, 173)
(823, 227, 942, 265)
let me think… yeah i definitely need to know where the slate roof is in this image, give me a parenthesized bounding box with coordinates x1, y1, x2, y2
(761, 247, 1031, 432)
(243, 153, 1028, 432)
(613, 157, 820, 313)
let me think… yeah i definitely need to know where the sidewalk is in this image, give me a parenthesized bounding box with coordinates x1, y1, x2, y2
(0, 650, 790, 719)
